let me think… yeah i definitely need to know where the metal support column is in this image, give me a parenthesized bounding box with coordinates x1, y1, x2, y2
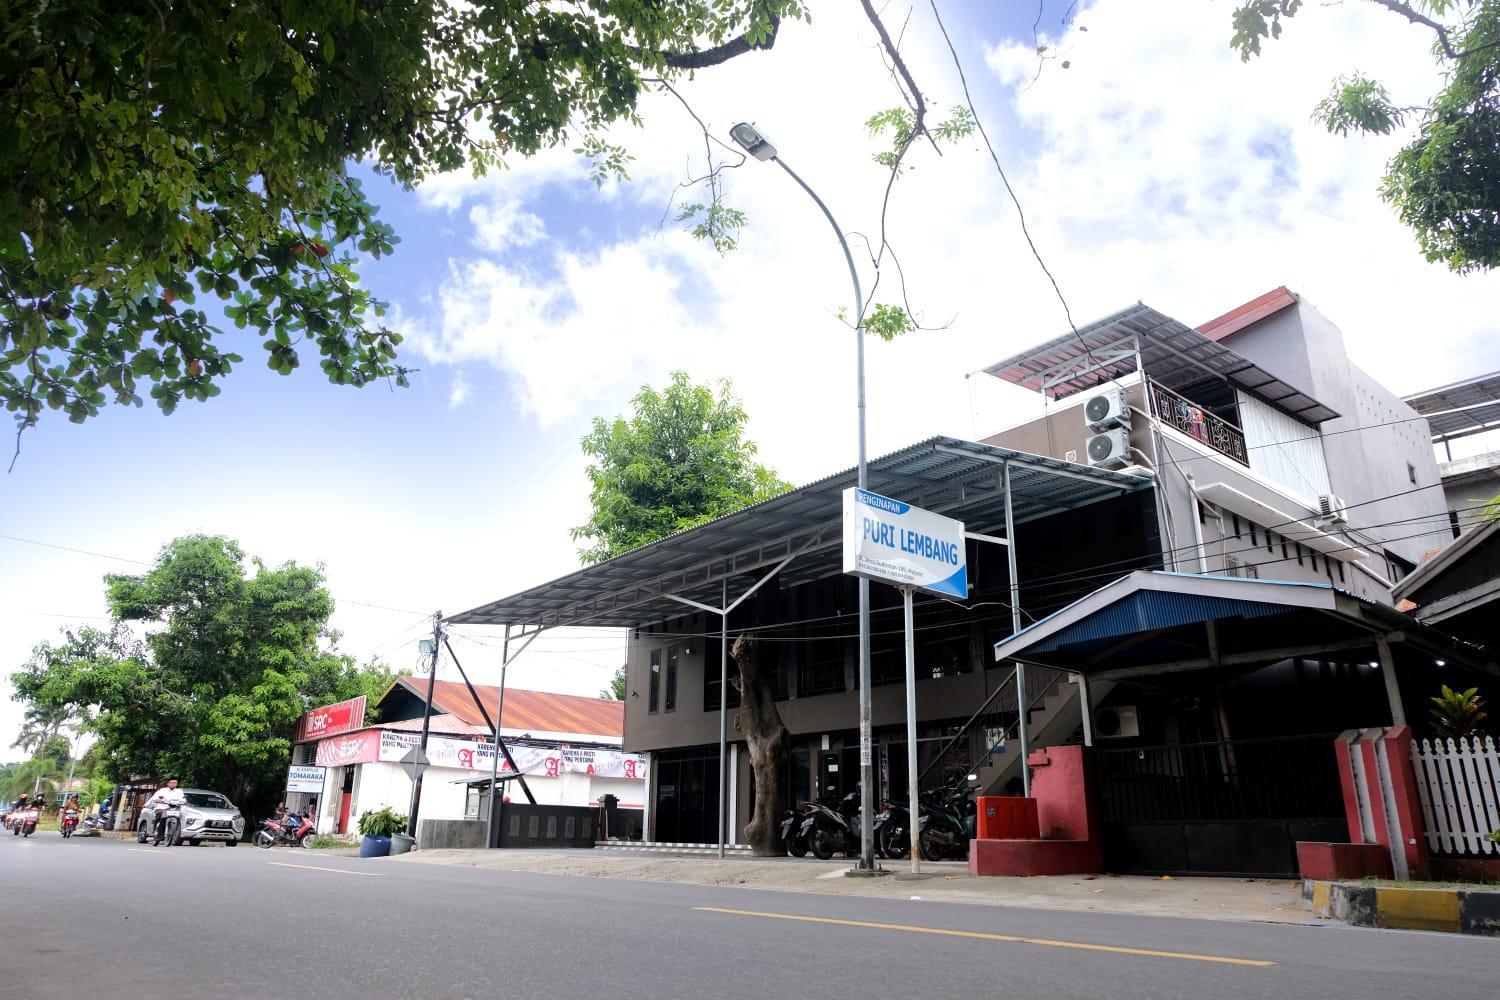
(407, 611, 442, 838)
(1074, 672, 1094, 747)
(1003, 465, 1030, 796)
(486, 624, 510, 847)
(902, 586, 920, 873)
(1376, 635, 1406, 727)
(718, 579, 728, 860)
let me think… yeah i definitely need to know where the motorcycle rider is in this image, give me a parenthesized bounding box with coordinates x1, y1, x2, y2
(148, 777, 186, 843)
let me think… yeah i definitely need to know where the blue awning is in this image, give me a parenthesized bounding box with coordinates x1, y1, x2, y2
(993, 571, 1479, 679)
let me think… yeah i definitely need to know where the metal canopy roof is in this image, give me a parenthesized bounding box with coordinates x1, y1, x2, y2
(984, 302, 1341, 424)
(1403, 370, 1500, 443)
(449, 436, 1151, 631)
(992, 570, 1489, 678)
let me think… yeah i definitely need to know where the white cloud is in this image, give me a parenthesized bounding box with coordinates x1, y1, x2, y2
(448, 370, 471, 409)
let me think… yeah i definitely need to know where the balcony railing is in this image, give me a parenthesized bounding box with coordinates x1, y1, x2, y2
(1147, 380, 1249, 465)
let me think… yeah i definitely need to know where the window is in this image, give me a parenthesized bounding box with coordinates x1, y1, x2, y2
(649, 650, 661, 713)
(665, 647, 678, 712)
(1407, 462, 1418, 485)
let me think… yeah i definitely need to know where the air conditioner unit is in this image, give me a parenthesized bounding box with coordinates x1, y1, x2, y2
(1317, 493, 1349, 525)
(1083, 385, 1129, 431)
(1086, 428, 1131, 468)
(1094, 705, 1140, 740)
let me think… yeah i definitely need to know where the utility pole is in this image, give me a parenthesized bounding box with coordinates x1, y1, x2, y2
(406, 611, 441, 837)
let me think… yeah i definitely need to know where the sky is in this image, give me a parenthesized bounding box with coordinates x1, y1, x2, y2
(4, 0, 1499, 756)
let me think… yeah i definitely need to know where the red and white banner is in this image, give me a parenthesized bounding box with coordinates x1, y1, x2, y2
(376, 731, 646, 780)
(296, 696, 367, 743)
(314, 729, 380, 767)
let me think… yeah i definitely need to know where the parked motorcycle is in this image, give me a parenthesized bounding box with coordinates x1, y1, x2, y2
(800, 791, 864, 860)
(60, 808, 79, 838)
(254, 812, 313, 849)
(77, 814, 107, 836)
(779, 807, 811, 857)
(877, 777, 978, 861)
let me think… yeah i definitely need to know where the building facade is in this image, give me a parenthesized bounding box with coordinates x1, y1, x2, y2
(291, 679, 645, 837)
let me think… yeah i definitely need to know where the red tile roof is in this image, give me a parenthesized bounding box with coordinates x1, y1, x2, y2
(374, 713, 488, 737)
(1197, 286, 1298, 342)
(387, 677, 623, 739)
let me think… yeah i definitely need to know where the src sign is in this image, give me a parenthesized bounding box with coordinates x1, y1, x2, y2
(294, 696, 367, 742)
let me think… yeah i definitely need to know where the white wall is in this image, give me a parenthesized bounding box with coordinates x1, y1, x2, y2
(1238, 391, 1331, 504)
(335, 762, 649, 832)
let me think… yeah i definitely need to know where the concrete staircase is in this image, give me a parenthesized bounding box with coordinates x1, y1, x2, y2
(972, 676, 1115, 796)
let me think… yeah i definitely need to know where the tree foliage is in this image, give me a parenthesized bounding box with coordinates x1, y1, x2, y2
(1, 1, 804, 435)
(601, 664, 628, 701)
(571, 372, 791, 563)
(1231, 0, 1500, 272)
(9, 535, 394, 815)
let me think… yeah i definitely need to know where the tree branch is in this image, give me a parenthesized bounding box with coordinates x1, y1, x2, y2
(1368, 0, 1457, 60)
(662, 14, 782, 69)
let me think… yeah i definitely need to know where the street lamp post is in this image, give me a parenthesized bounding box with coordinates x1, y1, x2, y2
(730, 123, 878, 874)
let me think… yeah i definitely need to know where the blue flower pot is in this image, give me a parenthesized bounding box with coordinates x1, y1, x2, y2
(359, 834, 391, 858)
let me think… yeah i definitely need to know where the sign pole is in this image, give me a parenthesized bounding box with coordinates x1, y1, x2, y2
(903, 585, 920, 874)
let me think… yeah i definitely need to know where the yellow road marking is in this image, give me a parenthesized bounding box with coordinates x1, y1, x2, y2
(693, 907, 1275, 968)
(268, 861, 381, 877)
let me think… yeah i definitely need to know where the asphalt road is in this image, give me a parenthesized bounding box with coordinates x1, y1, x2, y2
(1, 833, 1493, 999)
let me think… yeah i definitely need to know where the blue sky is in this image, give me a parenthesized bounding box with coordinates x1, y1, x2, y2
(5, 1, 1499, 753)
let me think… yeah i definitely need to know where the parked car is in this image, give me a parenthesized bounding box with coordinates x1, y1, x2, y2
(135, 788, 244, 846)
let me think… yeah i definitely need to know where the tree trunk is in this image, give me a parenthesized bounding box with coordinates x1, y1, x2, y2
(732, 635, 791, 856)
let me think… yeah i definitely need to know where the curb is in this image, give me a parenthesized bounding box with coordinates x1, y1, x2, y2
(1302, 878, 1500, 936)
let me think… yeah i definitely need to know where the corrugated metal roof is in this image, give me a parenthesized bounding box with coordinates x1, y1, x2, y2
(1403, 370, 1500, 443)
(449, 436, 1149, 630)
(1196, 286, 1299, 342)
(1019, 591, 1292, 655)
(388, 677, 623, 739)
(984, 300, 1340, 424)
(375, 713, 487, 737)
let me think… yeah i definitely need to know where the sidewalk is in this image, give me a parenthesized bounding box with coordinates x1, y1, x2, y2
(395, 849, 1313, 925)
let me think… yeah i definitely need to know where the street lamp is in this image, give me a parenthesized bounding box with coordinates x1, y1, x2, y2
(730, 122, 878, 874)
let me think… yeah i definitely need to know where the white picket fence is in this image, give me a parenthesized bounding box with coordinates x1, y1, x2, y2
(1411, 736, 1500, 856)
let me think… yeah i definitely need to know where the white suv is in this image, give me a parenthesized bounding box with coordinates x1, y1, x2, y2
(136, 788, 245, 846)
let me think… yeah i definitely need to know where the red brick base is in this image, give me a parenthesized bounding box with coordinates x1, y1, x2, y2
(1295, 841, 1393, 881)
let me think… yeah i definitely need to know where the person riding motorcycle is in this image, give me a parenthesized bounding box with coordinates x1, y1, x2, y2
(148, 778, 186, 843)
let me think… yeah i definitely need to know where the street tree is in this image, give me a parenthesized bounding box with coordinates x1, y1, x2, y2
(1231, 0, 1500, 272)
(601, 664, 628, 701)
(9, 535, 396, 815)
(571, 371, 791, 563)
(573, 372, 795, 852)
(2, 1, 803, 438)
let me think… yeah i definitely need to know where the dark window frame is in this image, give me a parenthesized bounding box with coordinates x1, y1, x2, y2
(649, 649, 661, 713)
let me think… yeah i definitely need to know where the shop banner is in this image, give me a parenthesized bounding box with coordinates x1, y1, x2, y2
(285, 765, 327, 794)
(295, 696, 367, 742)
(376, 730, 646, 780)
(314, 729, 380, 767)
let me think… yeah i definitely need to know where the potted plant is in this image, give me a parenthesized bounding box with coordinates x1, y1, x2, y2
(357, 807, 407, 858)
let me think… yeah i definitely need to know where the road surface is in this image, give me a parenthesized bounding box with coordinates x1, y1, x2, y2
(0, 833, 1491, 998)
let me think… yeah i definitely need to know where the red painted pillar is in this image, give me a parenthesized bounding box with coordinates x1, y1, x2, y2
(1378, 726, 1431, 881)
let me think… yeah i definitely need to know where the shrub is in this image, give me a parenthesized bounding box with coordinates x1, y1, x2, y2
(357, 807, 406, 838)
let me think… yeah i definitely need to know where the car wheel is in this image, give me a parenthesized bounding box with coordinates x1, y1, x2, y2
(189, 839, 201, 847)
(224, 839, 237, 847)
